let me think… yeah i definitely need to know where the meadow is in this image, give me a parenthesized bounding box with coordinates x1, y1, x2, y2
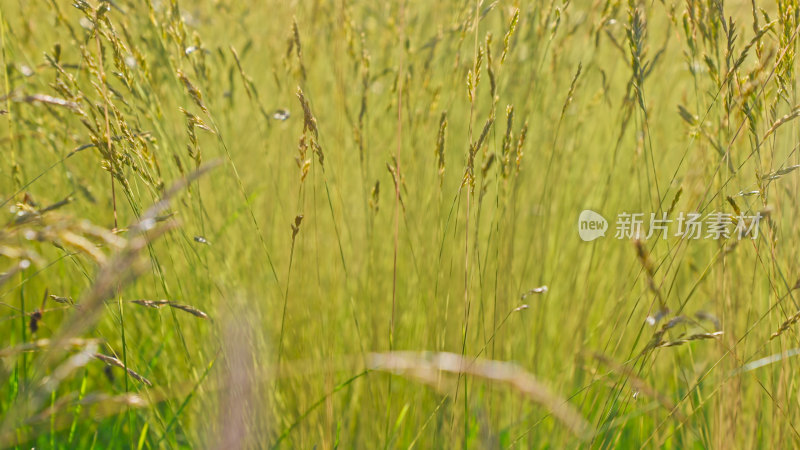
(1, 0, 800, 447)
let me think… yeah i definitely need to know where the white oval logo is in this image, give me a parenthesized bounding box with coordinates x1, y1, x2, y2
(578, 210, 608, 241)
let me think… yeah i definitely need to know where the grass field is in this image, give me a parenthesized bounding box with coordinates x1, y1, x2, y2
(2, 0, 800, 447)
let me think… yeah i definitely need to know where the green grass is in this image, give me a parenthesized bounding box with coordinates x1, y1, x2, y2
(2, 0, 800, 447)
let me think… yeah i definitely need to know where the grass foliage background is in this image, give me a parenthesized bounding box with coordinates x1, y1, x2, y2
(2, 0, 800, 447)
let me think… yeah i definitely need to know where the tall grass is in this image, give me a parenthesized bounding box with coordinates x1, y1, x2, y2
(1, 0, 800, 447)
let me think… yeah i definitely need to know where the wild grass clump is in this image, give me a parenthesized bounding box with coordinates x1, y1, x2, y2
(2, 0, 800, 447)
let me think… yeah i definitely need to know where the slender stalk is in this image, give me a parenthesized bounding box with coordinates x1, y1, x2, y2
(386, 1, 405, 447)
